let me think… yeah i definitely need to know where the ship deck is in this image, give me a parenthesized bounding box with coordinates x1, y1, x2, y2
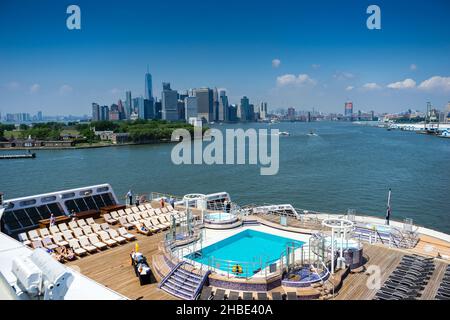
(65, 214, 449, 300)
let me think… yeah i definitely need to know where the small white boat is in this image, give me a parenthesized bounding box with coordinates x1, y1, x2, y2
(307, 130, 318, 136)
(278, 131, 290, 136)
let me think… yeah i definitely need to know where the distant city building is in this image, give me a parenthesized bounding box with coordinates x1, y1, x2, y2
(213, 87, 219, 122)
(145, 68, 153, 100)
(154, 100, 162, 119)
(344, 101, 353, 120)
(161, 82, 179, 121)
(228, 104, 238, 122)
(184, 96, 198, 122)
(195, 88, 214, 123)
(239, 96, 250, 121)
(100, 105, 109, 121)
(92, 103, 100, 121)
(287, 107, 295, 119)
(125, 91, 132, 119)
(259, 102, 268, 120)
(218, 90, 228, 122)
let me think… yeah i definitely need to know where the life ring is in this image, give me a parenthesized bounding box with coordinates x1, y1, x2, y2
(232, 264, 243, 274)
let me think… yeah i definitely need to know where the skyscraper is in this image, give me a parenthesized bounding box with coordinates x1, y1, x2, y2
(259, 102, 268, 120)
(92, 103, 100, 121)
(213, 87, 219, 122)
(218, 90, 228, 122)
(184, 96, 198, 122)
(344, 101, 353, 120)
(195, 88, 214, 123)
(145, 67, 153, 100)
(125, 91, 132, 119)
(161, 82, 179, 121)
(100, 105, 109, 121)
(239, 96, 250, 121)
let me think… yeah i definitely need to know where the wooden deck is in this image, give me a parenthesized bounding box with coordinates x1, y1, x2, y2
(67, 230, 178, 300)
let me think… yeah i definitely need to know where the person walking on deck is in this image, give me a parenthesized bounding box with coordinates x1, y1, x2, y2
(126, 190, 133, 206)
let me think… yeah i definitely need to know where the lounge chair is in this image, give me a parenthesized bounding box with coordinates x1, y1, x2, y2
(136, 224, 152, 236)
(101, 223, 110, 231)
(28, 229, 41, 241)
(131, 207, 140, 213)
(31, 240, 44, 249)
(118, 227, 136, 241)
(154, 208, 162, 215)
(18, 233, 31, 246)
(62, 230, 75, 242)
(144, 203, 153, 210)
(161, 207, 169, 214)
(150, 218, 166, 230)
(228, 291, 239, 300)
(257, 292, 268, 300)
(138, 204, 147, 211)
(110, 211, 120, 220)
(68, 239, 87, 256)
(88, 234, 108, 250)
(271, 292, 282, 300)
(104, 213, 118, 225)
(98, 231, 118, 246)
(79, 237, 97, 253)
(148, 209, 156, 216)
(82, 226, 94, 236)
(287, 292, 297, 300)
(49, 225, 62, 236)
(198, 286, 212, 300)
(39, 228, 52, 239)
(68, 221, 78, 230)
(73, 228, 88, 241)
(213, 289, 226, 300)
(125, 208, 133, 215)
(92, 224, 102, 233)
(42, 237, 58, 250)
(58, 223, 69, 233)
(242, 292, 253, 300)
(119, 217, 134, 230)
(143, 220, 159, 233)
(140, 211, 150, 219)
(156, 217, 170, 228)
(126, 216, 141, 229)
(86, 218, 96, 225)
(53, 233, 69, 247)
(107, 229, 126, 244)
(77, 219, 87, 228)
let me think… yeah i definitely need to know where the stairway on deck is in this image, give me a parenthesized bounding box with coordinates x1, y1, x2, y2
(159, 263, 209, 300)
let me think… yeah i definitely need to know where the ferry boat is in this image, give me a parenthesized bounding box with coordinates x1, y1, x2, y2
(1, 184, 449, 300)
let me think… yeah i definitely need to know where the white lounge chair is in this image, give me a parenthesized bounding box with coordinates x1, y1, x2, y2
(18, 233, 31, 246)
(104, 213, 118, 225)
(58, 223, 69, 233)
(68, 221, 78, 231)
(118, 227, 136, 241)
(100, 223, 110, 231)
(125, 208, 133, 215)
(31, 240, 44, 249)
(28, 229, 41, 241)
(39, 228, 52, 239)
(107, 229, 126, 244)
(73, 228, 88, 241)
(131, 207, 140, 213)
(79, 237, 97, 253)
(143, 220, 159, 233)
(53, 233, 69, 247)
(86, 218, 96, 225)
(117, 210, 126, 217)
(144, 203, 153, 210)
(62, 230, 75, 242)
(92, 224, 102, 233)
(119, 217, 134, 230)
(42, 237, 58, 250)
(68, 239, 87, 256)
(82, 226, 94, 236)
(138, 204, 146, 211)
(77, 219, 87, 228)
(98, 231, 117, 246)
(88, 234, 108, 250)
(50, 225, 62, 237)
(150, 218, 166, 231)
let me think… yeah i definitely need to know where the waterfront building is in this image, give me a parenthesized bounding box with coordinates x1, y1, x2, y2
(259, 102, 268, 120)
(228, 104, 238, 122)
(117, 100, 126, 120)
(195, 87, 214, 123)
(238, 96, 250, 121)
(100, 105, 110, 121)
(287, 107, 295, 120)
(161, 82, 179, 121)
(184, 96, 198, 122)
(213, 87, 219, 122)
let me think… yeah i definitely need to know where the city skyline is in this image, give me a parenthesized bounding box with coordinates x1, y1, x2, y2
(1, 0, 450, 116)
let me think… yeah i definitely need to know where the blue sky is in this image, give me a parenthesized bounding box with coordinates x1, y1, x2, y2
(1, 0, 450, 115)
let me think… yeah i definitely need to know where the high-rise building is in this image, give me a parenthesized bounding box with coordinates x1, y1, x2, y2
(100, 105, 109, 121)
(287, 107, 295, 119)
(125, 91, 132, 119)
(154, 100, 162, 119)
(92, 103, 100, 121)
(195, 88, 214, 123)
(184, 96, 198, 122)
(218, 90, 228, 122)
(344, 101, 353, 120)
(238, 96, 250, 121)
(145, 68, 153, 100)
(37, 111, 43, 121)
(228, 104, 238, 122)
(161, 82, 179, 121)
(213, 87, 219, 122)
(117, 100, 126, 120)
(259, 102, 268, 120)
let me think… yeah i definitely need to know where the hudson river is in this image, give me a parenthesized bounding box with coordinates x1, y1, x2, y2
(1, 122, 449, 232)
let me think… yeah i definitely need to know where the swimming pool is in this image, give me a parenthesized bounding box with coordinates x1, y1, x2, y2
(186, 229, 304, 275)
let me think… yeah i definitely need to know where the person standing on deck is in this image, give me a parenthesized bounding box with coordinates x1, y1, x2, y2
(49, 213, 56, 227)
(126, 190, 133, 206)
(160, 197, 165, 208)
(169, 197, 175, 208)
(385, 188, 392, 226)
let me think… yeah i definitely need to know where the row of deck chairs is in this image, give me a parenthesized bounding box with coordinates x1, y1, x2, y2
(198, 287, 298, 300)
(103, 204, 186, 235)
(18, 218, 136, 257)
(435, 264, 450, 300)
(374, 254, 435, 300)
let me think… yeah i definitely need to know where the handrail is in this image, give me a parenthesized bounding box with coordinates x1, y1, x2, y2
(158, 261, 185, 289)
(193, 270, 211, 300)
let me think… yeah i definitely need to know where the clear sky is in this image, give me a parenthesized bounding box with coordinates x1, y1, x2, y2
(1, 0, 450, 115)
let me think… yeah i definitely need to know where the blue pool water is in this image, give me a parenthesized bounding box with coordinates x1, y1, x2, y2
(186, 229, 304, 275)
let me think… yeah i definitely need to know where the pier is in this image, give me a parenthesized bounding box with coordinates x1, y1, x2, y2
(0, 153, 36, 160)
